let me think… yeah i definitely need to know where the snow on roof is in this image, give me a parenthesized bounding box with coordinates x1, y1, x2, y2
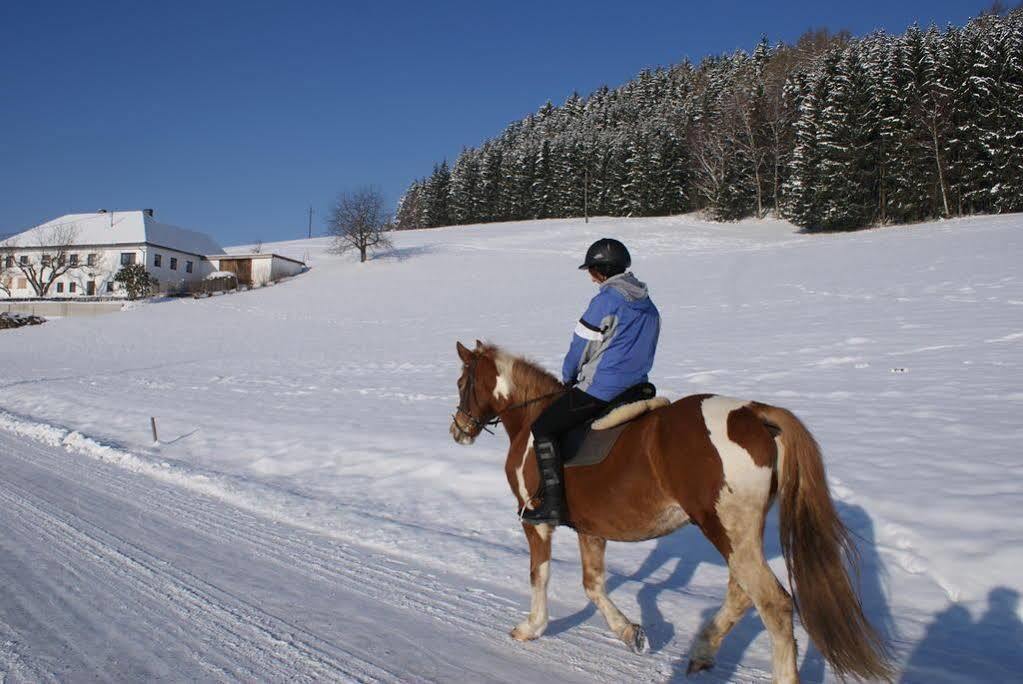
(1, 211, 225, 256)
(212, 252, 306, 265)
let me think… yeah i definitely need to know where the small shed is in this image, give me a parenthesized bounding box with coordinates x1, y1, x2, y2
(208, 253, 305, 287)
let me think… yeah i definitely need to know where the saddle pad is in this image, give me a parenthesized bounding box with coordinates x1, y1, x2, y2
(563, 423, 628, 468)
(591, 396, 671, 430)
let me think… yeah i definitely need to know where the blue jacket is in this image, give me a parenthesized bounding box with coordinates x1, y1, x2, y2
(562, 272, 660, 401)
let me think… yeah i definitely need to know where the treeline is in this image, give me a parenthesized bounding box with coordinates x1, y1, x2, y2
(395, 8, 1023, 232)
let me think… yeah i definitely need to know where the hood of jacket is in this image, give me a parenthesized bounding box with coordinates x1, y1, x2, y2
(601, 272, 648, 302)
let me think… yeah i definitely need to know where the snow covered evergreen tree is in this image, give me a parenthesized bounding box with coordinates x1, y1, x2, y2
(423, 162, 451, 228)
(405, 9, 1022, 231)
(815, 44, 877, 230)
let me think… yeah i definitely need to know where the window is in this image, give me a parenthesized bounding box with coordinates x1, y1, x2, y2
(169, 257, 178, 270)
(41, 254, 52, 266)
(186, 260, 193, 274)
(16, 277, 26, 290)
(69, 282, 77, 293)
(19, 255, 28, 265)
(154, 253, 162, 268)
(120, 252, 136, 266)
(57, 254, 66, 266)
(56, 282, 64, 293)
(106, 281, 116, 293)
(3, 255, 12, 268)
(87, 281, 96, 296)
(69, 254, 79, 266)
(87, 253, 98, 266)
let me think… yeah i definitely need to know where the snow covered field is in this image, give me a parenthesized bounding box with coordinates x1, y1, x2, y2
(1, 213, 1021, 682)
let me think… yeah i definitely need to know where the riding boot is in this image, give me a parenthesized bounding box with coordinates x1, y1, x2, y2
(521, 437, 568, 526)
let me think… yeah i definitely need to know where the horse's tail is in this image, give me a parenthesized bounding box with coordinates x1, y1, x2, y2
(751, 403, 894, 682)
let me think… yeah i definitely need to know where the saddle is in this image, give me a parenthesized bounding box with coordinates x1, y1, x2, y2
(563, 383, 670, 468)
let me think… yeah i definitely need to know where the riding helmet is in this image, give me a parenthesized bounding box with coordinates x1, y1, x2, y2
(579, 238, 631, 276)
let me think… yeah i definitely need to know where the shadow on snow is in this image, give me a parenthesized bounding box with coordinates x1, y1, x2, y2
(900, 586, 1023, 684)
(548, 501, 894, 682)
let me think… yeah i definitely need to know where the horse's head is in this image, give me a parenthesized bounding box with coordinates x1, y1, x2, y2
(450, 340, 500, 445)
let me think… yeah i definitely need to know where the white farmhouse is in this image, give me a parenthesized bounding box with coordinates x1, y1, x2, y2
(1, 210, 305, 299)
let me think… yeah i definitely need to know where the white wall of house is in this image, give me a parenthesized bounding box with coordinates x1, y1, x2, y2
(145, 244, 216, 293)
(1, 243, 213, 299)
(2, 245, 136, 298)
(252, 257, 273, 286)
(270, 255, 305, 281)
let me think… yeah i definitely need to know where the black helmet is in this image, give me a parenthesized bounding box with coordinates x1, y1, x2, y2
(579, 238, 631, 276)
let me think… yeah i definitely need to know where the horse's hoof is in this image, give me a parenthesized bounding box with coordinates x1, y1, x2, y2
(686, 657, 714, 676)
(626, 625, 649, 654)
(510, 622, 543, 641)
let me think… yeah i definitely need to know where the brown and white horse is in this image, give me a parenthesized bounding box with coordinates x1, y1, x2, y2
(450, 341, 892, 683)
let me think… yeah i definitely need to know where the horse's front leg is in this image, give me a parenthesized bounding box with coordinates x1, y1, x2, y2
(579, 533, 649, 654)
(511, 523, 554, 641)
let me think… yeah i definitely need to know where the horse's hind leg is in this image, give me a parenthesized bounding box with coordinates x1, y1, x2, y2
(687, 574, 753, 674)
(578, 533, 649, 654)
(511, 523, 553, 641)
(727, 524, 798, 683)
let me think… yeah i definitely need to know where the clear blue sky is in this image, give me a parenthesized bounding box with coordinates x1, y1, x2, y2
(0, 0, 995, 246)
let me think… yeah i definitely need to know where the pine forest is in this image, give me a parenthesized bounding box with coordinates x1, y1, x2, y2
(395, 9, 1023, 232)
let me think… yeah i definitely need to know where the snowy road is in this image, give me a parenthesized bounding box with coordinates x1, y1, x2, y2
(0, 427, 747, 683)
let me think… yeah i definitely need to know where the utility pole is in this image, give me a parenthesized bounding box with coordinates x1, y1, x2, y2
(307, 206, 314, 239)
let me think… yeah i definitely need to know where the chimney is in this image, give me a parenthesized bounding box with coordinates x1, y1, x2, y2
(143, 208, 154, 217)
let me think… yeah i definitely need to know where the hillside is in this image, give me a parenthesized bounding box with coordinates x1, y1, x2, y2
(1, 213, 1021, 681)
(398, 9, 1023, 233)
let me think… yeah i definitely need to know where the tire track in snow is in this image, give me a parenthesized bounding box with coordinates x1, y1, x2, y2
(0, 615, 58, 684)
(0, 434, 668, 683)
(0, 480, 393, 684)
(0, 420, 776, 683)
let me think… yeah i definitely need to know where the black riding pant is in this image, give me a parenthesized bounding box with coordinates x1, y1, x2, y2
(531, 388, 608, 442)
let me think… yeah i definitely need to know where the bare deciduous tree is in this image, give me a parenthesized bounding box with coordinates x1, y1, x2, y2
(688, 118, 730, 212)
(2, 224, 97, 297)
(326, 188, 394, 263)
(0, 250, 13, 297)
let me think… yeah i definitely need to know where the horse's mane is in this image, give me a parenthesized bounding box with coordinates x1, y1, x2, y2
(479, 343, 563, 397)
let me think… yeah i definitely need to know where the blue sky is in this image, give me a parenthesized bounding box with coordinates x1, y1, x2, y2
(0, 0, 995, 246)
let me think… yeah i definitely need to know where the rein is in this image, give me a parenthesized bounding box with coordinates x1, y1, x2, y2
(453, 356, 566, 438)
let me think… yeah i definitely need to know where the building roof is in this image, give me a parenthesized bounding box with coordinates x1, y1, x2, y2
(211, 253, 306, 266)
(1, 211, 224, 256)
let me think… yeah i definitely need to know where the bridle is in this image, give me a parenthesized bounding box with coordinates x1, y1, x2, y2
(452, 354, 566, 440)
(453, 355, 498, 438)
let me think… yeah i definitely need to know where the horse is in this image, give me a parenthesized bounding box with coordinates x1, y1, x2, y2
(449, 341, 892, 683)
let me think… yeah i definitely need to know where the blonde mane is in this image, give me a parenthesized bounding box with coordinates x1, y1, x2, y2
(479, 343, 563, 400)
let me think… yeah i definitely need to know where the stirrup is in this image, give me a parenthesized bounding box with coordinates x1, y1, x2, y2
(520, 491, 567, 526)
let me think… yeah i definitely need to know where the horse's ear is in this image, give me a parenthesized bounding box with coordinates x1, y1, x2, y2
(456, 341, 473, 362)
(475, 339, 484, 350)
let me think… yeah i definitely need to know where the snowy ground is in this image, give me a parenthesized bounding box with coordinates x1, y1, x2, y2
(1, 213, 1021, 682)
